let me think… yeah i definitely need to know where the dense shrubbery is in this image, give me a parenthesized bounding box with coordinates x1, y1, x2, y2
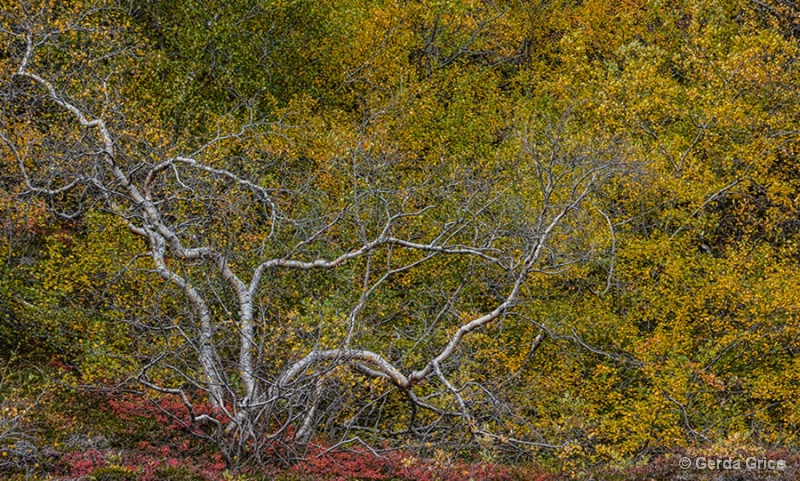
(2, 382, 799, 479)
(2, 0, 800, 478)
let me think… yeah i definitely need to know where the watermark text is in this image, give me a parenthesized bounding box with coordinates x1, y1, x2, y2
(679, 456, 786, 471)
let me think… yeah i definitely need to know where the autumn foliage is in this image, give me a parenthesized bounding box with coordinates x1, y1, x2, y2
(2, 0, 800, 479)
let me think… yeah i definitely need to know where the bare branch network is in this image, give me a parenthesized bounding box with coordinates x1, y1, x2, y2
(2, 16, 626, 465)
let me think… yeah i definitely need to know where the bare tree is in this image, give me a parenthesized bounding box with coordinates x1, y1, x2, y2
(1, 5, 626, 466)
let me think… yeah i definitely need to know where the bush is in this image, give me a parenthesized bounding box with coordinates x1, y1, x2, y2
(87, 465, 140, 481)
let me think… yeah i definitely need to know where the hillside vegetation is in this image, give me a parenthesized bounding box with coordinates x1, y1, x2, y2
(1, 0, 799, 479)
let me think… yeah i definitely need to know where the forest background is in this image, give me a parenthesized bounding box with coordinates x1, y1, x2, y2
(1, 0, 799, 479)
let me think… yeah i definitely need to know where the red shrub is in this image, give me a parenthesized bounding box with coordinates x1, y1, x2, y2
(62, 449, 108, 477)
(289, 444, 520, 481)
